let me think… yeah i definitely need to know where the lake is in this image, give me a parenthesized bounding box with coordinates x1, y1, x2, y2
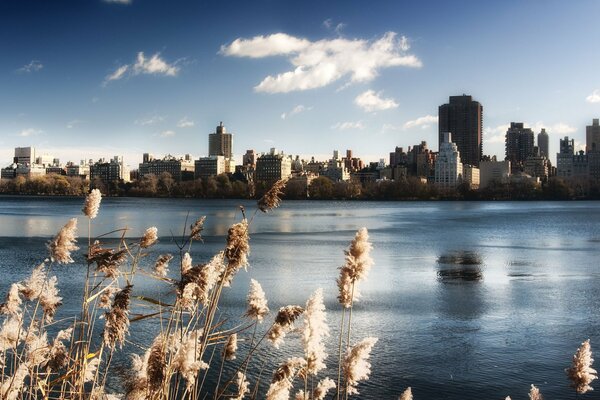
(1, 196, 600, 399)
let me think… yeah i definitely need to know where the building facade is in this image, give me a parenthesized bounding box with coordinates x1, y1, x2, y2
(194, 156, 226, 179)
(505, 122, 535, 173)
(435, 132, 463, 188)
(479, 159, 511, 188)
(537, 128, 549, 158)
(556, 136, 575, 178)
(139, 154, 195, 181)
(438, 95, 483, 167)
(586, 118, 600, 154)
(255, 149, 292, 185)
(208, 122, 233, 158)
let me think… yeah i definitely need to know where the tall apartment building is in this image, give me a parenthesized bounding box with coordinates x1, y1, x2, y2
(13, 147, 36, 165)
(194, 156, 226, 179)
(537, 128, 549, 158)
(255, 148, 292, 185)
(208, 122, 233, 158)
(435, 132, 463, 188)
(90, 156, 129, 183)
(139, 154, 195, 181)
(438, 95, 483, 167)
(556, 136, 575, 178)
(505, 122, 535, 173)
(586, 118, 600, 153)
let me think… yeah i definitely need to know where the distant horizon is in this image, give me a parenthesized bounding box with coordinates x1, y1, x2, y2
(2, 0, 600, 167)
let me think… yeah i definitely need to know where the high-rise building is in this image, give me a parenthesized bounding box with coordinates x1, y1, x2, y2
(13, 147, 36, 165)
(586, 118, 600, 153)
(255, 148, 292, 185)
(505, 122, 535, 173)
(438, 95, 483, 167)
(537, 128, 549, 158)
(208, 122, 233, 158)
(435, 132, 463, 188)
(556, 136, 575, 178)
(194, 156, 226, 179)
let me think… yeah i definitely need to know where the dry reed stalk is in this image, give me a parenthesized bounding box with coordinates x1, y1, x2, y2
(0, 284, 23, 316)
(232, 371, 250, 400)
(223, 333, 238, 361)
(140, 227, 158, 248)
(266, 357, 307, 400)
(566, 339, 598, 394)
(147, 334, 167, 395)
(178, 252, 225, 309)
(172, 329, 209, 390)
(82, 188, 102, 219)
(102, 284, 133, 349)
(88, 241, 128, 278)
(153, 254, 173, 277)
(47, 218, 79, 264)
(343, 337, 378, 396)
(190, 216, 206, 241)
(258, 178, 288, 213)
(337, 228, 373, 308)
(223, 219, 250, 285)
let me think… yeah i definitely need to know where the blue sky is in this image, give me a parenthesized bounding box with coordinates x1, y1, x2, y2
(2, 0, 600, 167)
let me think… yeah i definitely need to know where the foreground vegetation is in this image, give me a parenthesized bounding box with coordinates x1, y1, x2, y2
(2, 172, 600, 200)
(0, 181, 597, 399)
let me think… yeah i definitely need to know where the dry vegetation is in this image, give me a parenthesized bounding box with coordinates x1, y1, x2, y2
(0, 181, 597, 399)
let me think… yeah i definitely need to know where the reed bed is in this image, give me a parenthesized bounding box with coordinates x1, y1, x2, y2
(0, 182, 597, 399)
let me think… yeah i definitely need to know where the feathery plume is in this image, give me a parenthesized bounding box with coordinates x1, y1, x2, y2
(303, 288, 329, 375)
(505, 397, 511, 400)
(343, 337, 378, 396)
(178, 252, 225, 309)
(82, 188, 102, 219)
(246, 278, 269, 322)
(223, 333, 238, 361)
(258, 178, 288, 213)
(399, 387, 412, 400)
(40, 275, 62, 322)
(223, 219, 250, 284)
(47, 218, 79, 264)
(172, 329, 208, 390)
(268, 305, 304, 348)
(313, 377, 336, 400)
(45, 327, 72, 371)
(567, 339, 598, 394)
(266, 357, 307, 400)
(84, 357, 100, 383)
(0, 362, 30, 400)
(233, 371, 250, 400)
(91, 387, 123, 400)
(190, 216, 206, 241)
(88, 241, 127, 278)
(26, 330, 49, 366)
(140, 227, 158, 248)
(153, 254, 173, 277)
(20, 262, 46, 300)
(0, 283, 23, 316)
(124, 352, 149, 400)
(182, 252, 193, 274)
(147, 334, 167, 394)
(528, 384, 542, 400)
(98, 285, 120, 309)
(0, 315, 24, 351)
(337, 227, 373, 308)
(103, 284, 132, 349)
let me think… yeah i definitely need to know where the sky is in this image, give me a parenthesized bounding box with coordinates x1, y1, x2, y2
(2, 0, 600, 167)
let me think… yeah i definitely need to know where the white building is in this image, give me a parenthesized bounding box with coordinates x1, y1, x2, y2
(194, 156, 226, 179)
(435, 132, 463, 188)
(479, 159, 511, 188)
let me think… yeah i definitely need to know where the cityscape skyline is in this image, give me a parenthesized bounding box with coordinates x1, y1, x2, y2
(2, 0, 600, 167)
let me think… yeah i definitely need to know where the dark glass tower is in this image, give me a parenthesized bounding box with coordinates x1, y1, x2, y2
(438, 95, 483, 167)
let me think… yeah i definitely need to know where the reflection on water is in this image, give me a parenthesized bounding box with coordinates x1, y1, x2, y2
(437, 250, 484, 282)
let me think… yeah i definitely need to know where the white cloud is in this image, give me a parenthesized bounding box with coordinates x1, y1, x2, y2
(160, 130, 176, 137)
(483, 124, 511, 144)
(323, 19, 346, 34)
(331, 121, 364, 130)
(530, 121, 576, 135)
(354, 90, 398, 112)
(403, 114, 438, 130)
(177, 117, 195, 128)
(483, 121, 576, 145)
(135, 115, 165, 126)
(104, 52, 180, 84)
(281, 104, 312, 119)
(586, 90, 600, 103)
(17, 60, 43, 73)
(18, 128, 43, 137)
(220, 31, 421, 93)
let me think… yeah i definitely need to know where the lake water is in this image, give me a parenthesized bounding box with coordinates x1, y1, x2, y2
(1, 196, 600, 399)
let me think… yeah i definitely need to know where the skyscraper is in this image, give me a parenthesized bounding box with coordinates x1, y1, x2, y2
(537, 128, 549, 158)
(208, 122, 233, 158)
(435, 132, 463, 188)
(438, 95, 483, 167)
(586, 118, 600, 153)
(505, 122, 534, 173)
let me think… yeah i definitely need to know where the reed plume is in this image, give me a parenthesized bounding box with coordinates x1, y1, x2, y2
(182, 252, 193, 274)
(103, 284, 133, 349)
(399, 387, 412, 400)
(233, 371, 250, 400)
(266, 357, 307, 400)
(566, 339, 598, 394)
(223, 333, 238, 361)
(88, 241, 128, 278)
(124, 351, 150, 400)
(147, 334, 167, 395)
(0, 283, 23, 316)
(82, 188, 102, 219)
(528, 384, 542, 400)
(39, 275, 62, 322)
(140, 226, 158, 248)
(84, 357, 100, 383)
(47, 218, 79, 264)
(268, 305, 304, 348)
(20, 262, 46, 300)
(190, 216, 206, 241)
(172, 329, 209, 390)
(0, 315, 24, 351)
(337, 227, 373, 308)
(245, 278, 269, 322)
(98, 284, 120, 309)
(178, 251, 225, 308)
(313, 377, 336, 400)
(44, 327, 72, 371)
(0, 362, 30, 400)
(258, 178, 288, 213)
(343, 337, 378, 396)
(25, 330, 49, 366)
(223, 219, 250, 285)
(303, 288, 329, 375)
(153, 254, 173, 277)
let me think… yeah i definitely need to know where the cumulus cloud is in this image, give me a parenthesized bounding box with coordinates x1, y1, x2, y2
(483, 124, 510, 144)
(104, 52, 180, 84)
(160, 130, 176, 137)
(331, 121, 364, 130)
(177, 117, 195, 128)
(483, 121, 576, 144)
(354, 90, 398, 112)
(135, 115, 165, 126)
(586, 90, 600, 103)
(220, 32, 421, 93)
(281, 104, 312, 119)
(530, 121, 576, 135)
(18, 128, 43, 137)
(403, 114, 438, 130)
(17, 60, 43, 73)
